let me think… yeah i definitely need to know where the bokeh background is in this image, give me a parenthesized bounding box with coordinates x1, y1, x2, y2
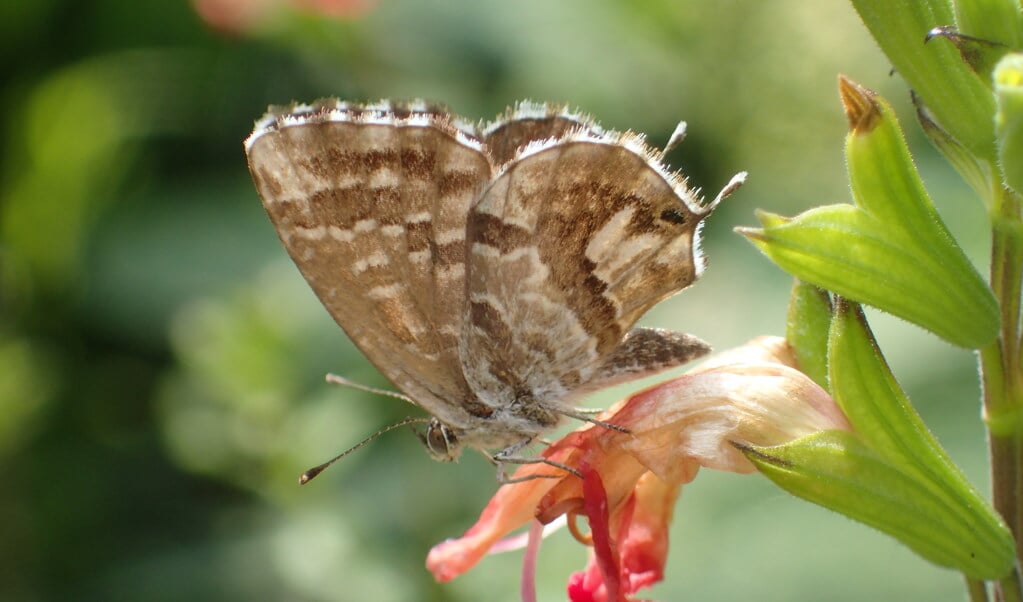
(1, 1, 994, 600)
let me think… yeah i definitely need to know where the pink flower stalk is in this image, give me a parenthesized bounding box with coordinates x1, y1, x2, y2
(426, 337, 852, 601)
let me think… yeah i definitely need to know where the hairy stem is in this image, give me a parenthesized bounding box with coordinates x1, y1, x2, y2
(984, 184, 1023, 600)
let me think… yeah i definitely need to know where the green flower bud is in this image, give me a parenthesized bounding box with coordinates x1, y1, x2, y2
(995, 52, 1023, 194)
(744, 429, 1013, 579)
(738, 78, 999, 349)
(785, 280, 832, 390)
(741, 300, 1014, 580)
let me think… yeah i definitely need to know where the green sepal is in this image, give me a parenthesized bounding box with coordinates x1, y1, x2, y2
(841, 78, 998, 346)
(785, 280, 832, 390)
(842, 77, 967, 242)
(995, 53, 1023, 195)
(742, 429, 1014, 579)
(913, 91, 994, 199)
(953, 0, 1023, 49)
(739, 78, 998, 348)
(850, 0, 997, 161)
(926, 26, 1013, 84)
(830, 300, 960, 468)
(739, 202, 997, 348)
(825, 300, 1015, 578)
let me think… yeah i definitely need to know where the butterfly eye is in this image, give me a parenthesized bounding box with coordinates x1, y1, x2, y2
(421, 418, 461, 462)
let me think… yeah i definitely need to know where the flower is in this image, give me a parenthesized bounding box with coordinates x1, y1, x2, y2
(426, 336, 852, 601)
(192, 0, 376, 34)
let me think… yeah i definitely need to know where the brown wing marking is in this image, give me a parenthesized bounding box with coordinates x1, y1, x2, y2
(462, 136, 711, 406)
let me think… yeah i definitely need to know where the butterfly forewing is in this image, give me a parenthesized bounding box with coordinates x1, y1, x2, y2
(246, 104, 490, 421)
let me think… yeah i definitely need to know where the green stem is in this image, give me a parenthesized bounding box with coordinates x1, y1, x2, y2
(984, 185, 1023, 586)
(966, 575, 990, 602)
(989, 426, 1023, 556)
(999, 565, 1023, 602)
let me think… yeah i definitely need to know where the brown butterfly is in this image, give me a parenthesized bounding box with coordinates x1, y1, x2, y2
(244, 100, 743, 476)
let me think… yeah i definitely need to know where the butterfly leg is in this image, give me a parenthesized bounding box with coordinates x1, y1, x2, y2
(491, 439, 583, 483)
(494, 457, 582, 484)
(554, 407, 631, 434)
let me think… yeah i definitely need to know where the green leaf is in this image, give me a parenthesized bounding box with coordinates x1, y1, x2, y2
(743, 429, 1015, 579)
(850, 0, 997, 161)
(785, 280, 832, 390)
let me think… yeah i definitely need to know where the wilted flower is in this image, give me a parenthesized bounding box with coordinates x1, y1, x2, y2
(427, 336, 852, 601)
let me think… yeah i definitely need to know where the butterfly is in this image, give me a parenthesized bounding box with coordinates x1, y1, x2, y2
(244, 99, 743, 475)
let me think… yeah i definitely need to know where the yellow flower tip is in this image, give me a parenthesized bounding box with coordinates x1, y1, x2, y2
(733, 226, 766, 242)
(998, 68, 1023, 87)
(753, 208, 791, 227)
(994, 56, 1023, 87)
(838, 75, 882, 134)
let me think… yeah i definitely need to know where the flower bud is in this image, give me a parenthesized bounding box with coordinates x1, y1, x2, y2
(995, 52, 1023, 194)
(738, 78, 999, 349)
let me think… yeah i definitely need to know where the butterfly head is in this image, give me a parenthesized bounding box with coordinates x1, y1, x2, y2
(419, 417, 462, 462)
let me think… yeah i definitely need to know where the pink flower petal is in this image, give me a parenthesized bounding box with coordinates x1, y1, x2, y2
(619, 474, 678, 595)
(428, 337, 852, 598)
(427, 442, 584, 581)
(520, 519, 544, 602)
(426, 472, 558, 581)
(568, 473, 677, 601)
(488, 516, 567, 555)
(581, 465, 622, 602)
(567, 553, 606, 602)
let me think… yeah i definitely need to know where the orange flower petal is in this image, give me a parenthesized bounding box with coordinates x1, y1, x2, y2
(428, 337, 852, 598)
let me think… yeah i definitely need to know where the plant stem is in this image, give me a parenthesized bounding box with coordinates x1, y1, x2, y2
(999, 565, 1023, 602)
(984, 184, 1023, 600)
(967, 575, 990, 602)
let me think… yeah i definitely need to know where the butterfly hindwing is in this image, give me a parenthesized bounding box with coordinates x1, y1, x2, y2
(461, 127, 711, 411)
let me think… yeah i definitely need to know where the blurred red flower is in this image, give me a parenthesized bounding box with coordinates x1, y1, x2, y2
(193, 0, 376, 34)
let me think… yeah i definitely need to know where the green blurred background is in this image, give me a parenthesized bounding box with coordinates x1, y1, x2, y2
(0, 1, 995, 600)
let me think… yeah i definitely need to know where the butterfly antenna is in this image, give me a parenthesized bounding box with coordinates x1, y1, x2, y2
(299, 416, 431, 484)
(707, 171, 747, 212)
(325, 372, 416, 405)
(659, 121, 687, 160)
